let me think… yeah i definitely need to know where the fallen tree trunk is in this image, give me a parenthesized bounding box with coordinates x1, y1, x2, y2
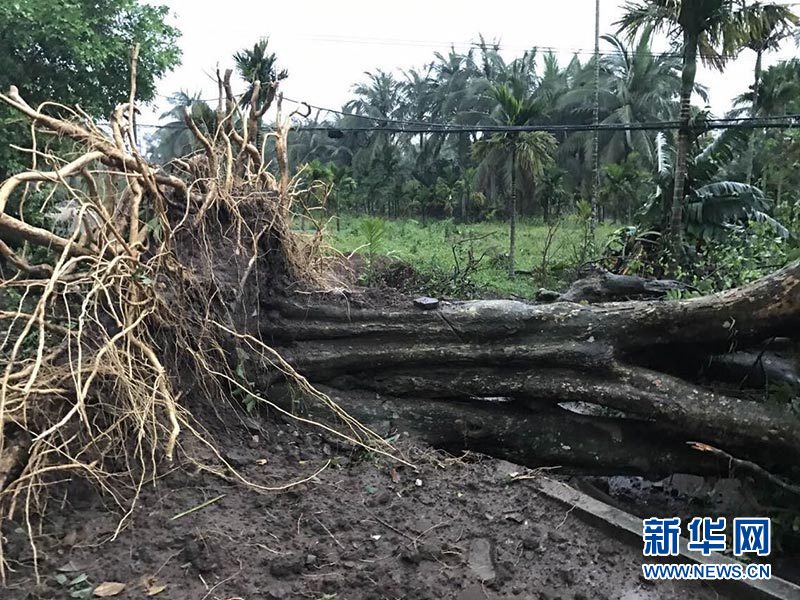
(2, 78, 798, 504)
(258, 261, 800, 477)
(556, 270, 692, 303)
(271, 385, 735, 477)
(704, 348, 800, 388)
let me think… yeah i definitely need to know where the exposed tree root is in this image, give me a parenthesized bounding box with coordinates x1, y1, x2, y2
(0, 71, 389, 583)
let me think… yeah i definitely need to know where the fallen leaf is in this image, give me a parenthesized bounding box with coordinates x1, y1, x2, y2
(57, 560, 81, 572)
(389, 468, 400, 484)
(93, 582, 125, 597)
(62, 529, 78, 546)
(146, 584, 167, 596)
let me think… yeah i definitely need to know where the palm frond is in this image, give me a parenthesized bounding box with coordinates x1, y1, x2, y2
(616, 0, 679, 38)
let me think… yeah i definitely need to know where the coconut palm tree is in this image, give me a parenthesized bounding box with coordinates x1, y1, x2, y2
(538, 51, 582, 120)
(561, 29, 689, 169)
(475, 35, 507, 82)
(425, 47, 483, 177)
(149, 91, 216, 163)
(733, 59, 800, 116)
(400, 66, 438, 176)
(617, 0, 750, 257)
(732, 60, 800, 206)
(736, 3, 798, 182)
(233, 38, 288, 113)
(342, 70, 410, 216)
(473, 84, 558, 275)
(345, 70, 404, 121)
(233, 38, 287, 144)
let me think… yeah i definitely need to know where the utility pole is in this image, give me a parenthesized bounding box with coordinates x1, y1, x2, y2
(590, 0, 601, 250)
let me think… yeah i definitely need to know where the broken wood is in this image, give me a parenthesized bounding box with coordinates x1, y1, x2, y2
(258, 261, 800, 477)
(271, 384, 733, 477)
(558, 271, 692, 303)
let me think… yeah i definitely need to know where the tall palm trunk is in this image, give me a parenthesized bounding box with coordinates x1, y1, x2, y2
(509, 144, 517, 277)
(590, 0, 601, 247)
(745, 48, 763, 185)
(670, 31, 698, 258)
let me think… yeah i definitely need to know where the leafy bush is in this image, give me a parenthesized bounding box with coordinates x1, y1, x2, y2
(691, 221, 792, 291)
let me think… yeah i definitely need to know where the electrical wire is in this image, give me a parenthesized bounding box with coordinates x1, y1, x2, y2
(141, 71, 800, 136)
(287, 118, 800, 134)
(280, 93, 800, 132)
(134, 113, 800, 134)
(281, 95, 442, 128)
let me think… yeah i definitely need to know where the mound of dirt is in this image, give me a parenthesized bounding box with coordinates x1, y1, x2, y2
(3, 410, 729, 600)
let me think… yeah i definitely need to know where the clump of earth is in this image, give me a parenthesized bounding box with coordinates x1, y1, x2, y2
(3, 411, 729, 600)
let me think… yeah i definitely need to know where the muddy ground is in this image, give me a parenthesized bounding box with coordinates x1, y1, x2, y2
(2, 407, 732, 600)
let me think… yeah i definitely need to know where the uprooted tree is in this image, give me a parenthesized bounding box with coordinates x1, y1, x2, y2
(263, 271, 800, 479)
(0, 64, 399, 581)
(0, 56, 799, 581)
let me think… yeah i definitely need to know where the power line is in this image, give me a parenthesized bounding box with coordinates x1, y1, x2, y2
(281, 95, 439, 129)
(288, 117, 800, 134)
(134, 113, 800, 134)
(149, 93, 443, 128)
(279, 95, 800, 133)
(139, 86, 800, 135)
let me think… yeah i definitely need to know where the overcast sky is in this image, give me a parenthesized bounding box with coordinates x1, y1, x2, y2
(142, 0, 798, 125)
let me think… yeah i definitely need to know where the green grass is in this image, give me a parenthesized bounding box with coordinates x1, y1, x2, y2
(325, 215, 619, 299)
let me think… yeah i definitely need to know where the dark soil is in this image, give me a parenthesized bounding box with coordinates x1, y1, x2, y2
(4, 410, 728, 600)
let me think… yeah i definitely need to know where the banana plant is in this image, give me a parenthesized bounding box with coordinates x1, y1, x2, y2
(642, 122, 791, 241)
(686, 181, 789, 240)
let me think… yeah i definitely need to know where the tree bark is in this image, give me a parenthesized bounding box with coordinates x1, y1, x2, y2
(273, 384, 733, 478)
(259, 260, 800, 478)
(556, 271, 691, 303)
(590, 0, 600, 247)
(746, 48, 763, 185)
(671, 30, 698, 258)
(509, 143, 517, 276)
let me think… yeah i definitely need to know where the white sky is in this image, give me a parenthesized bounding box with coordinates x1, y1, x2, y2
(142, 0, 799, 125)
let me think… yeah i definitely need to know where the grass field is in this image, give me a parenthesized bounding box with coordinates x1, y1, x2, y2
(324, 216, 619, 298)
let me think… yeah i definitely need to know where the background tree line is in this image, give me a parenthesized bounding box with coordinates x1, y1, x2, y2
(149, 1, 800, 275)
(1, 0, 798, 276)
